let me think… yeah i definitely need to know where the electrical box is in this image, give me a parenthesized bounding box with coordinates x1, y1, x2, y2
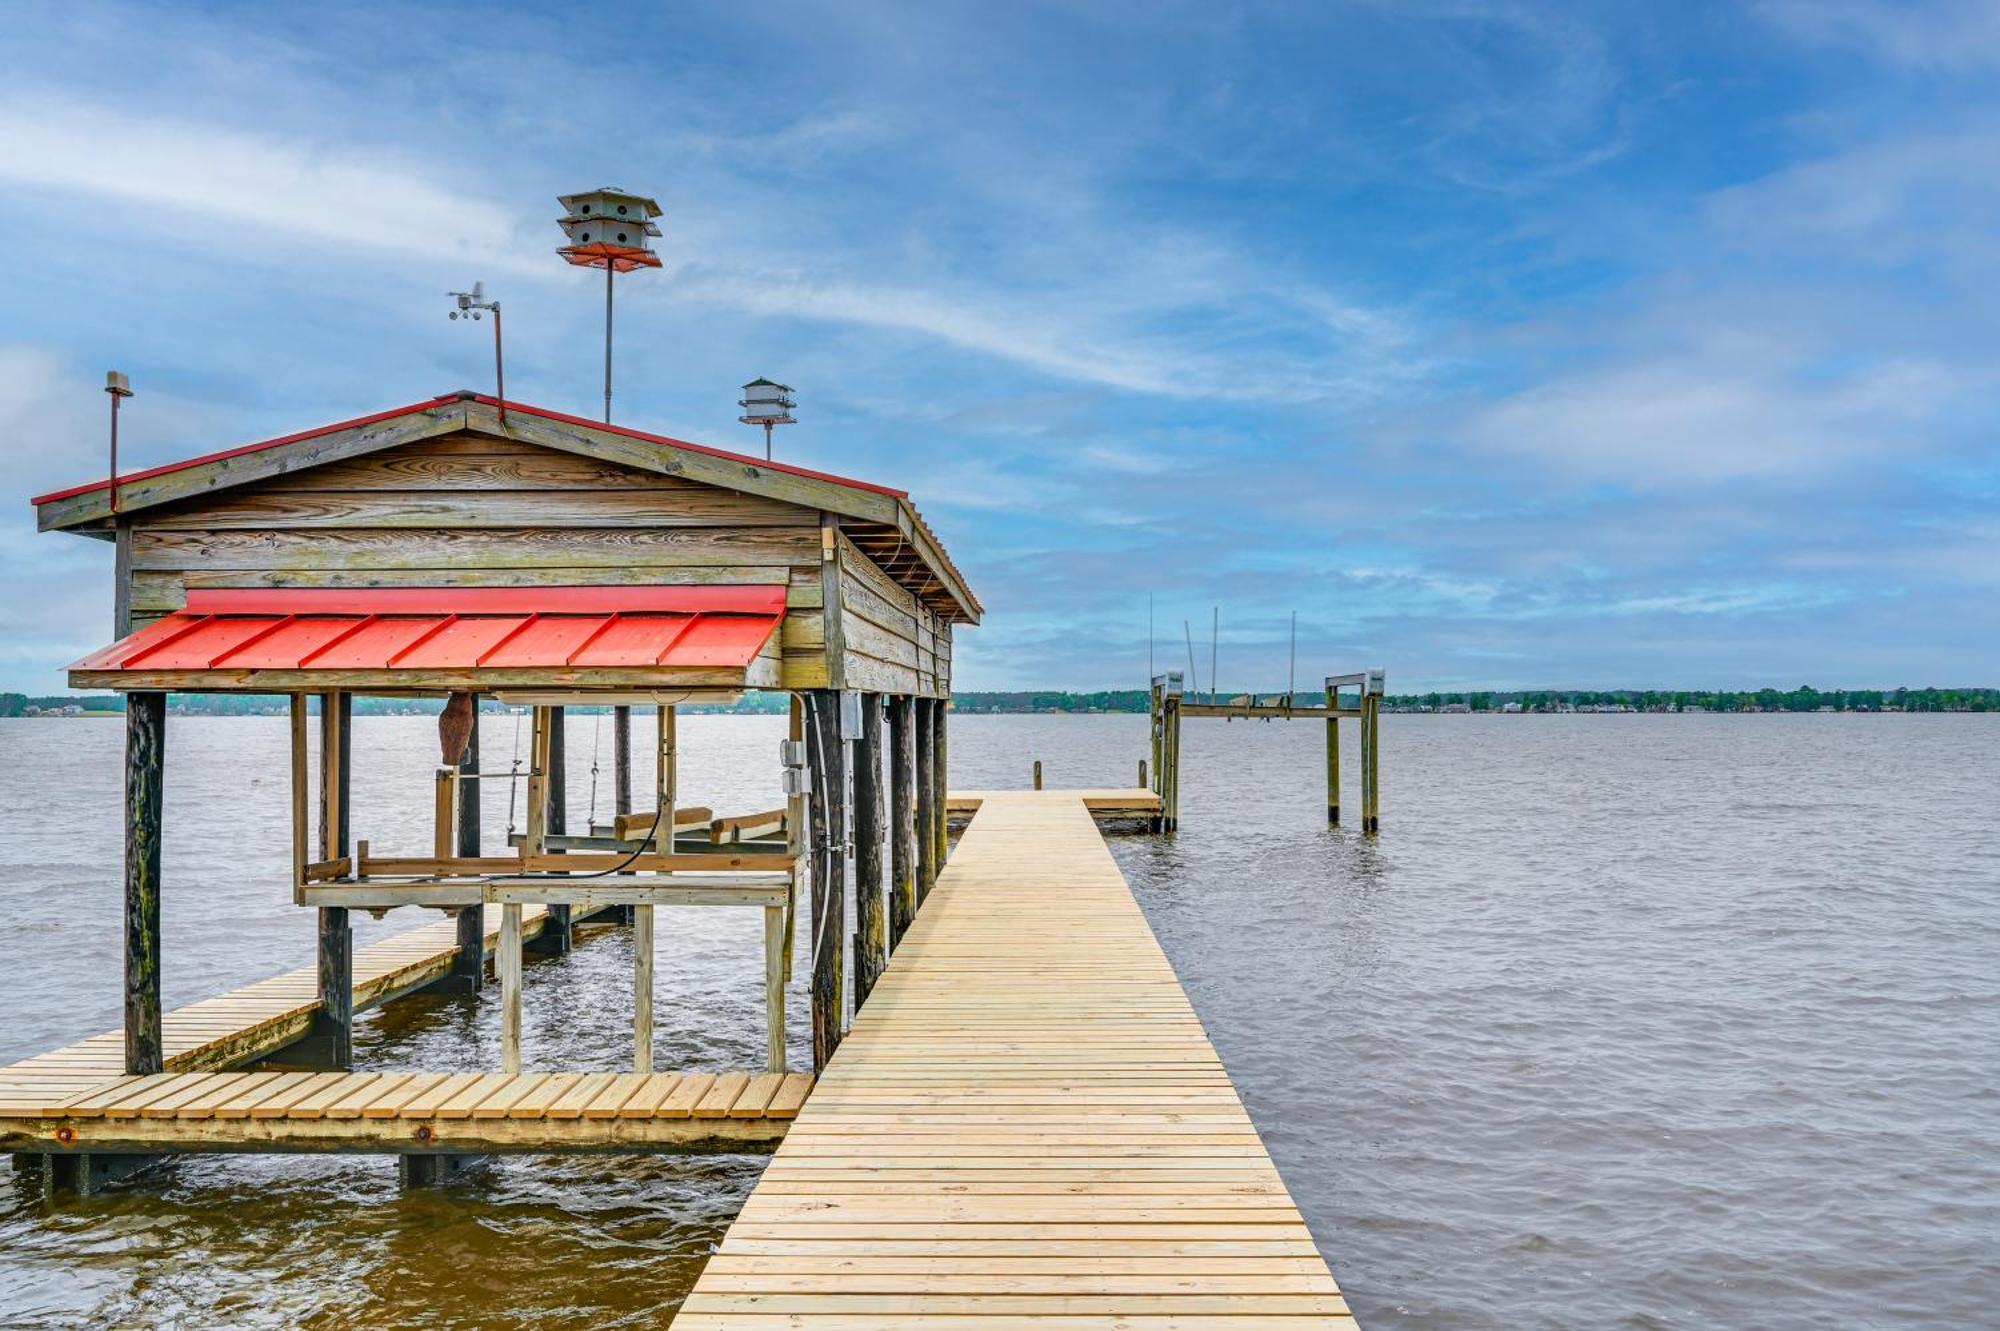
(1366, 668, 1387, 696)
(779, 739, 808, 768)
(839, 691, 863, 741)
(782, 767, 809, 796)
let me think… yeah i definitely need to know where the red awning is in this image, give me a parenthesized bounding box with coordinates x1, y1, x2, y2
(73, 586, 786, 677)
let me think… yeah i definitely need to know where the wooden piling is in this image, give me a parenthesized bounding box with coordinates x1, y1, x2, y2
(538, 706, 572, 953)
(123, 690, 165, 1076)
(1138, 758, 1147, 790)
(1361, 690, 1381, 834)
(612, 703, 632, 817)
(1032, 759, 1042, 790)
(1326, 708, 1341, 826)
(914, 698, 937, 907)
(806, 689, 847, 1072)
(933, 702, 950, 869)
(499, 901, 523, 1072)
(764, 904, 787, 1073)
(853, 694, 886, 1008)
(451, 696, 484, 991)
(309, 691, 353, 1068)
(633, 902, 654, 1074)
(887, 696, 916, 947)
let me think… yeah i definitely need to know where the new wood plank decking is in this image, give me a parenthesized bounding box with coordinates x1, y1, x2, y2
(0, 1069, 815, 1154)
(0, 904, 555, 1107)
(677, 790, 1353, 1329)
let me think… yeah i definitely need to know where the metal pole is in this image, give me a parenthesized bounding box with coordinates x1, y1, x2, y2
(604, 261, 615, 424)
(765, 421, 774, 460)
(1210, 606, 1219, 705)
(108, 392, 120, 515)
(492, 304, 507, 424)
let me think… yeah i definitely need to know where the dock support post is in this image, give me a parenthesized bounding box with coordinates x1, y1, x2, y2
(400, 1153, 486, 1188)
(914, 698, 936, 907)
(934, 702, 950, 868)
(499, 901, 523, 1072)
(613, 703, 632, 817)
(805, 689, 847, 1072)
(1361, 690, 1381, 834)
(764, 904, 786, 1072)
(124, 690, 165, 1075)
(528, 707, 572, 955)
(1033, 759, 1042, 790)
(853, 693, 886, 1009)
(449, 698, 484, 992)
(1326, 706, 1341, 826)
(887, 696, 916, 948)
(1163, 686, 1182, 832)
(301, 691, 353, 1069)
(633, 902, 654, 1074)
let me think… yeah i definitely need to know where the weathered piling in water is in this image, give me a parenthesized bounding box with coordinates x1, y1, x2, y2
(305, 691, 353, 1068)
(853, 694, 887, 1007)
(915, 698, 937, 906)
(888, 696, 917, 946)
(124, 690, 165, 1075)
(450, 698, 484, 991)
(806, 690, 847, 1071)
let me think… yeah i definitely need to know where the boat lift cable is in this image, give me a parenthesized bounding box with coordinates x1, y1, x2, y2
(586, 707, 603, 824)
(799, 691, 844, 986)
(505, 706, 524, 836)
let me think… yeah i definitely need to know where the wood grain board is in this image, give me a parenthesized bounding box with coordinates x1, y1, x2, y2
(676, 790, 1355, 1328)
(0, 904, 557, 1108)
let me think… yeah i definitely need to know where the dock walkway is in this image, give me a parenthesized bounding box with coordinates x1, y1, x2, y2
(678, 790, 1353, 1328)
(0, 904, 557, 1108)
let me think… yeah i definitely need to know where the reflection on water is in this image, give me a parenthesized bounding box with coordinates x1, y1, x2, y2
(1, 713, 1995, 1328)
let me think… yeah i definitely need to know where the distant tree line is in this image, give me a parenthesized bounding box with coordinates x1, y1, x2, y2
(6, 685, 1997, 719)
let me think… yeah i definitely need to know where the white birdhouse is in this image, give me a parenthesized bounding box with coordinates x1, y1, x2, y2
(738, 377, 796, 426)
(556, 187, 663, 270)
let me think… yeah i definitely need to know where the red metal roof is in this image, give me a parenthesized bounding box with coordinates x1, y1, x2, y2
(72, 586, 786, 676)
(31, 393, 907, 507)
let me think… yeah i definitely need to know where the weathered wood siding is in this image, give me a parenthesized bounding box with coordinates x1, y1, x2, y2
(833, 531, 952, 698)
(121, 434, 819, 688)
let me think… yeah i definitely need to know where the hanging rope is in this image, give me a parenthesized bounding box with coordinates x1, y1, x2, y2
(505, 705, 524, 836)
(587, 706, 604, 825)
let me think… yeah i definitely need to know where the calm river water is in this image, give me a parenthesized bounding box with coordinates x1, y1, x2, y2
(0, 712, 1993, 1328)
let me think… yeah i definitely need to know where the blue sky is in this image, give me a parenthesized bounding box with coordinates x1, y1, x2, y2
(2, 0, 1995, 693)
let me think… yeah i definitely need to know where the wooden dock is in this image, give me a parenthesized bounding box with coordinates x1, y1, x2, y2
(0, 904, 558, 1109)
(678, 790, 1353, 1328)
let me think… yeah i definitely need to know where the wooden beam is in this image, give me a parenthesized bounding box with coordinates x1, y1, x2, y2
(1361, 692, 1381, 835)
(1326, 711, 1340, 826)
(634, 903, 654, 1075)
(304, 691, 354, 1069)
(533, 707, 572, 954)
(819, 515, 847, 690)
(914, 698, 936, 907)
(612, 705, 632, 817)
(36, 401, 467, 533)
(451, 695, 484, 991)
(933, 703, 950, 868)
(852, 694, 886, 1009)
(805, 689, 846, 1072)
(764, 905, 786, 1074)
(124, 691, 165, 1075)
(499, 902, 523, 1073)
(886, 695, 915, 948)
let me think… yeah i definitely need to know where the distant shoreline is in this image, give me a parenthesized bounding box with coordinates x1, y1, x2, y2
(5, 686, 1994, 717)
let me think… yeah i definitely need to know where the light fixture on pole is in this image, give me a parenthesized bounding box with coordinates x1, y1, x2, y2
(448, 282, 506, 424)
(556, 187, 663, 424)
(737, 378, 796, 460)
(104, 370, 133, 515)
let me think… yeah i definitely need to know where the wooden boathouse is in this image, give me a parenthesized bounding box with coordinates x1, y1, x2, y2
(12, 390, 1361, 1322)
(15, 390, 974, 1163)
